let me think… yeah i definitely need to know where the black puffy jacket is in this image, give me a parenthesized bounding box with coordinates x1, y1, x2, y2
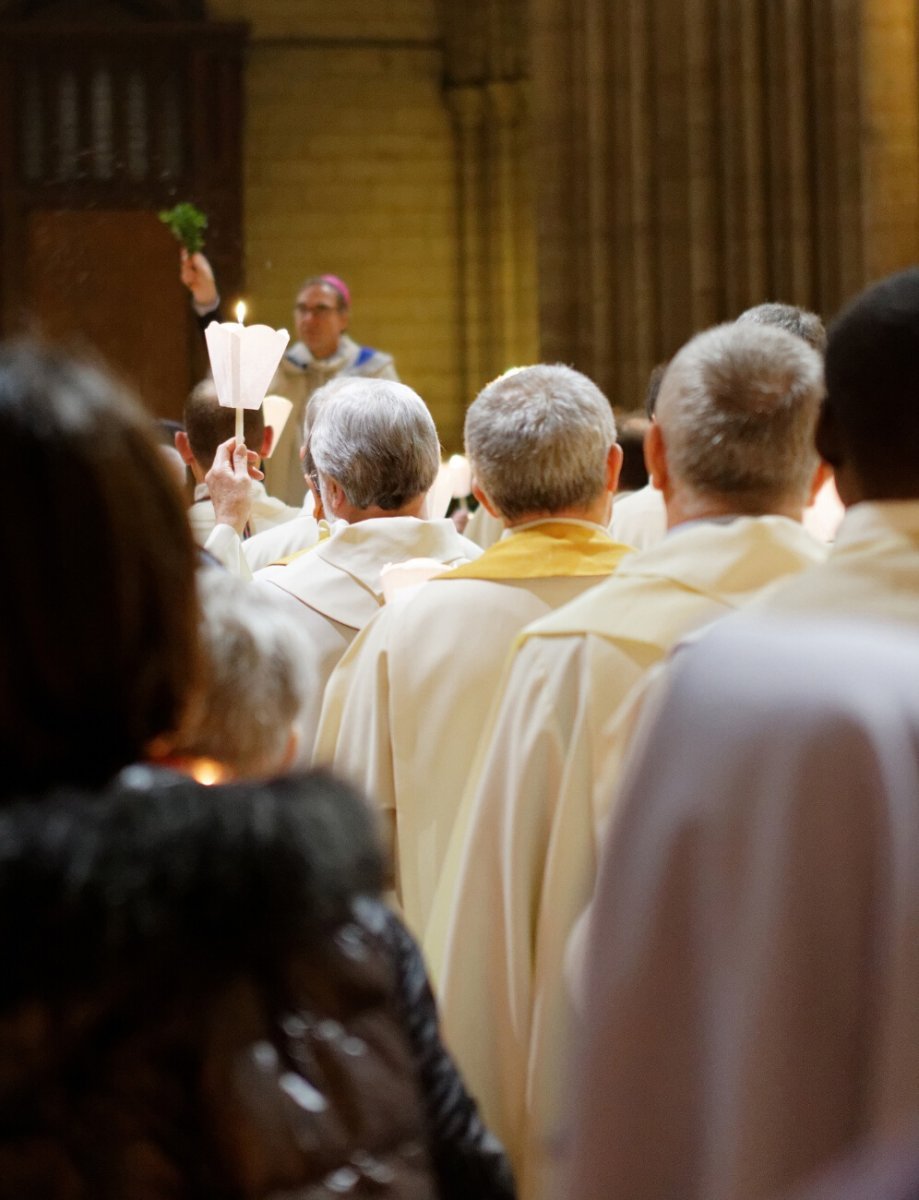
(0, 771, 514, 1200)
(365, 901, 515, 1200)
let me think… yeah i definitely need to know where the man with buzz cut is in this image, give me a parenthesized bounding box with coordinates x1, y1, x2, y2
(314, 364, 632, 939)
(610, 301, 842, 549)
(175, 378, 300, 546)
(426, 321, 829, 1200)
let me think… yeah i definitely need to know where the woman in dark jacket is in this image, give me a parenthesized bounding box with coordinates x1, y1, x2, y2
(0, 770, 513, 1200)
(0, 343, 513, 1200)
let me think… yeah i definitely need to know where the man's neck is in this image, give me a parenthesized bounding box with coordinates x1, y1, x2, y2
(666, 491, 804, 529)
(501, 495, 613, 530)
(339, 496, 428, 524)
(836, 471, 919, 508)
(308, 336, 345, 364)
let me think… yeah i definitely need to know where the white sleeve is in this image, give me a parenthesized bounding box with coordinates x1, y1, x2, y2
(202, 524, 254, 581)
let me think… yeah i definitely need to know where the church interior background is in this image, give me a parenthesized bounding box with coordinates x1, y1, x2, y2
(1, 0, 917, 450)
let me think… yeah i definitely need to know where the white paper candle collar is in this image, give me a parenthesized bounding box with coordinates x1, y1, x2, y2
(262, 394, 294, 455)
(204, 321, 291, 441)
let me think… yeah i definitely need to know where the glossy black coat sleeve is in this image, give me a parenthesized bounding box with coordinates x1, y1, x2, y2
(374, 903, 517, 1200)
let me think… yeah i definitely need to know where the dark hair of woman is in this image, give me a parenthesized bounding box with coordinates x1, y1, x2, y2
(0, 341, 200, 797)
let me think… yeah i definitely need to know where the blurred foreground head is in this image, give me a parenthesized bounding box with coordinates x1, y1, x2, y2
(0, 771, 429, 1198)
(819, 266, 919, 504)
(0, 342, 198, 797)
(173, 569, 313, 778)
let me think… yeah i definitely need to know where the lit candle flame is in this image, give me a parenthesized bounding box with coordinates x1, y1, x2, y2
(235, 299, 247, 325)
(189, 757, 227, 786)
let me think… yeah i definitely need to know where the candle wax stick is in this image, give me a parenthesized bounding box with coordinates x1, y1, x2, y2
(230, 326, 242, 443)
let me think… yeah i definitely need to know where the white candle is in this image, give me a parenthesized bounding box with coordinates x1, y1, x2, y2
(231, 330, 242, 442)
(233, 300, 245, 441)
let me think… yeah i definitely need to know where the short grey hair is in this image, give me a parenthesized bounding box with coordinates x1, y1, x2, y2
(656, 322, 824, 511)
(308, 379, 440, 510)
(464, 364, 616, 521)
(301, 376, 354, 447)
(736, 302, 827, 355)
(175, 570, 313, 776)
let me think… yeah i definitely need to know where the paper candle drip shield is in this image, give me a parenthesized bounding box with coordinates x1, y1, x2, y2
(204, 322, 291, 435)
(261, 394, 294, 455)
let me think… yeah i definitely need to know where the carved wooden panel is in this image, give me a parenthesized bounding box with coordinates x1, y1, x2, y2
(26, 209, 191, 419)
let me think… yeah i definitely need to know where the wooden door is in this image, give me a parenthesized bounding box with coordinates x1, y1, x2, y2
(0, 2, 247, 419)
(25, 209, 192, 419)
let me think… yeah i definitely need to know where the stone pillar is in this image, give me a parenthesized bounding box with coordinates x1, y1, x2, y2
(531, 0, 919, 412)
(485, 79, 537, 372)
(442, 0, 537, 402)
(859, 0, 919, 279)
(447, 85, 487, 404)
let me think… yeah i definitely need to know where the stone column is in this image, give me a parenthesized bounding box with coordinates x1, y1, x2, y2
(446, 84, 487, 404)
(485, 79, 536, 371)
(859, 0, 919, 279)
(441, 0, 537, 401)
(531, 0, 919, 413)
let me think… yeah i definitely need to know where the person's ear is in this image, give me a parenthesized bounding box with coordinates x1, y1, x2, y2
(260, 424, 274, 459)
(644, 422, 668, 492)
(323, 477, 348, 519)
(174, 429, 195, 467)
(471, 482, 500, 518)
(306, 473, 324, 520)
(606, 442, 624, 493)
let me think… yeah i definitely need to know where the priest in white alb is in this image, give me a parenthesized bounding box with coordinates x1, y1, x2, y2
(250, 378, 480, 749)
(314, 364, 633, 938)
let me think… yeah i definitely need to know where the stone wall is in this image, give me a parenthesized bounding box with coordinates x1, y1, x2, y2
(209, 0, 466, 446)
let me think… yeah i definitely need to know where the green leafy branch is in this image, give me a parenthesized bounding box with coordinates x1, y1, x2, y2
(159, 202, 208, 254)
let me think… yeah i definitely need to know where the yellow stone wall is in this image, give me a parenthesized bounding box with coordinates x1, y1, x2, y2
(209, 0, 465, 447)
